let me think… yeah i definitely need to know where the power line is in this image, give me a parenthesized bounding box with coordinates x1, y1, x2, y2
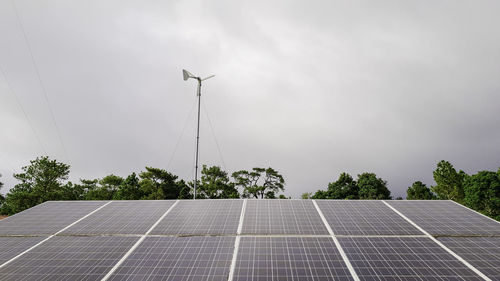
(0, 64, 47, 156)
(10, 0, 70, 163)
(202, 100, 227, 171)
(166, 100, 197, 170)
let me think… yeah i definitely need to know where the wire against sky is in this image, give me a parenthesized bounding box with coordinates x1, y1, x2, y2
(0, 64, 47, 156)
(166, 99, 197, 170)
(202, 99, 227, 171)
(10, 0, 70, 163)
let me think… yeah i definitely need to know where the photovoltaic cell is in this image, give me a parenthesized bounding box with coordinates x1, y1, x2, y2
(0, 201, 108, 235)
(438, 237, 500, 281)
(61, 200, 175, 235)
(338, 237, 483, 281)
(387, 200, 500, 235)
(234, 237, 353, 281)
(108, 236, 235, 281)
(241, 200, 329, 235)
(0, 237, 46, 264)
(151, 199, 242, 235)
(316, 200, 422, 235)
(0, 236, 138, 281)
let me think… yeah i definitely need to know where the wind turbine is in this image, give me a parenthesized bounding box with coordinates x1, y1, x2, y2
(183, 69, 215, 199)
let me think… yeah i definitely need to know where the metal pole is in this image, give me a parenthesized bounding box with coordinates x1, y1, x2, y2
(193, 78, 202, 200)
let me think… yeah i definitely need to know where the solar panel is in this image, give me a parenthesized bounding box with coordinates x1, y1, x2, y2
(1, 199, 498, 281)
(387, 200, 500, 235)
(316, 200, 422, 235)
(338, 237, 484, 281)
(107, 236, 235, 281)
(150, 199, 242, 235)
(0, 201, 108, 235)
(438, 237, 500, 281)
(0, 236, 138, 281)
(241, 200, 329, 235)
(0, 237, 46, 264)
(61, 200, 175, 235)
(234, 237, 353, 281)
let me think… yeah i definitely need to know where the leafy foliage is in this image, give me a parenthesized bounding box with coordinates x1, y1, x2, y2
(431, 160, 465, 202)
(232, 167, 285, 199)
(196, 165, 239, 199)
(312, 172, 390, 199)
(139, 167, 181, 200)
(463, 170, 500, 221)
(0, 157, 291, 215)
(301, 192, 312, 199)
(0, 156, 72, 214)
(357, 173, 391, 199)
(113, 173, 143, 200)
(406, 181, 436, 200)
(0, 173, 4, 207)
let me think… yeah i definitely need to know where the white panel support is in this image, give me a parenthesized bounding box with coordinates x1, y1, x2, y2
(0, 201, 113, 269)
(382, 200, 492, 281)
(312, 200, 360, 281)
(101, 200, 179, 281)
(228, 199, 247, 281)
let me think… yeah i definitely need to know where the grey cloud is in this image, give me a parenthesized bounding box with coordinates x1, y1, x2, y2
(1, 0, 499, 198)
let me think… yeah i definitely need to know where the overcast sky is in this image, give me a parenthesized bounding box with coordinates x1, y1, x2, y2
(1, 0, 499, 198)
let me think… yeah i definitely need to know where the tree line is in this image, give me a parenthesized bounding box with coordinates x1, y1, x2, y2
(0, 156, 286, 215)
(303, 160, 499, 221)
(406, 160, 500, 221)
(1, 157, 498, 221)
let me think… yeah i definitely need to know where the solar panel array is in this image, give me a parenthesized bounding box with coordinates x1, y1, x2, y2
(151, 199, 242, 235)
(438, 237, 500, 280)
(386, 200, 500, 236)
(109, 236, 234, 281)
(338, 237, 483, 281)
(316, 200, 421, 235)
(0, 201, 107, 235)
(0, 199, 499, 281)
(234, 237, 353, 281)
(242, 200, 328, 235)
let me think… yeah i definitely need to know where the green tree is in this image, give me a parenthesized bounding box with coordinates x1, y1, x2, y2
(301, 192, 312, 199)
(76, 179, 99, 200)
(406, 181, 436, 200)
(197, 165, 239, 199)
(311, 189, 329, 199)
(178, 180, 192, 199)
(357, 173, 391, 199)
(327, 173, 359, 199)
(232, 167, 285, 199)
(81, 175, 123, 200)
(431, 160, 466, 202)
(113, 173, 143, 200)
(139, 167, 181, 199)
(463, 170, 500, 220)
(0, 156, 72, 214)
(0, 173, 5, 209)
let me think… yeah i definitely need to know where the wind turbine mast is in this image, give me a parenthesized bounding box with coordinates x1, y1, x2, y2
(182, 69, 215, 199)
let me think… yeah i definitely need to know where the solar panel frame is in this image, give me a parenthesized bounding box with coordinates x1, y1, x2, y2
(233, 236, 354, 281)
(316, 200, 423, 235)
(150, 199, 243, 235)
(438, 237, 500, 281)
(338, 236, 484, 281)
(107, 236, 235, 281)
(386, 200, 500, 236)
(0, 201, 109, 235)
(0, 236, 139, 281)
(61, 200, 176, 235)
(0, 237, 47, 265)
(241, 200, 329, 235)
